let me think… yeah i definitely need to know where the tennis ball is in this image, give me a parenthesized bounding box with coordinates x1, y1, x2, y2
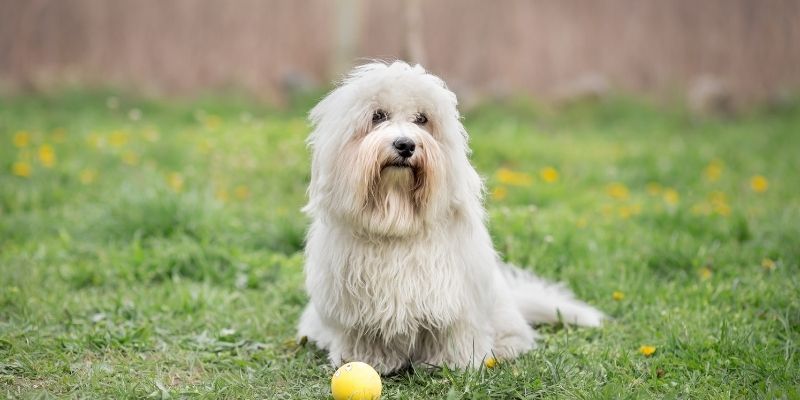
(331, 362, 382, 400)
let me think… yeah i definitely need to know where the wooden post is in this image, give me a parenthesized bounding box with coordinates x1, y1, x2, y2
(332, 0, 363, 79)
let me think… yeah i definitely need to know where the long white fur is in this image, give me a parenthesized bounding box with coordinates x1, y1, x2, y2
(298, 61, 604, 374)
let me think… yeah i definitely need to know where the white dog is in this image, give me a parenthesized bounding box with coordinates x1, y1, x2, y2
(298, 61, 603, 374)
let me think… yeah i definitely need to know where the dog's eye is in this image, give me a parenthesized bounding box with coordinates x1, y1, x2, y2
(372, 110, 388, 123)
(414, 113, 428, 125)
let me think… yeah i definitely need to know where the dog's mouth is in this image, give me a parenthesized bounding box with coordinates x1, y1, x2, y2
(377, 158, 423, 190)
(381, 159, 414, 170)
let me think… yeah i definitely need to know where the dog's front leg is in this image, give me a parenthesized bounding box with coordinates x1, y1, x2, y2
(329, 333, 411, 375)
(422, 319, 494, 370)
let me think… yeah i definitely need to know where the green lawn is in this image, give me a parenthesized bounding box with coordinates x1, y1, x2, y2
(1, 91, 798, 398)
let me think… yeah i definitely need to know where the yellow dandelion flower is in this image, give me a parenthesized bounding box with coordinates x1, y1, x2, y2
(750, 175, 768, 193)
(618, 205, 634, 219)
(612, 291, 625, 301)
(619, 203, 643, 219)
(203, 115, 223, 130)
(646, 182, 663, 196)
(708, 191, 727, 203)
(38, 144, 56, 167)
(167, 173, 184, 192)
(234, 185, 250, 200)
(662, 188, 679, 206)
(575, 217, 588, 228)
(496, 168, 533, 187)
(196, 139, 213, 154)
(484, 357, 498, 369)
(86, 132, 104, 149)
(109, 130, 129, 148)
(13, 131, 30, 148)
(712, 202, 731, 217)
(79, 168, 97, 184)
(699, 267, 713, 280)
(215, 188, 229, 202)
(539, 167, 559, 183)
(121, 151, 140, 166)
(491, 186, 508, 201)
(691, 202, 712, 216)
(606, 182, 630, 200)
(12, 161, 32, 177)
(708, 191, 731, 216)
(639, 345, 656, 357)
(761, 258, 776, 271)
(704, 159, 723, 182)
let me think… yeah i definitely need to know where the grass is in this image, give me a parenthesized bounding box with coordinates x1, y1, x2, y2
(1, 90, 799, 398)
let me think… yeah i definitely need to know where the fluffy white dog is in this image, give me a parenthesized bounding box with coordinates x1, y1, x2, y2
(298, 61, 604, 374)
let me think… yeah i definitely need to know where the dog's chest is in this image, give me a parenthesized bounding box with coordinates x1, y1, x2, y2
(338, 240, 465, 334)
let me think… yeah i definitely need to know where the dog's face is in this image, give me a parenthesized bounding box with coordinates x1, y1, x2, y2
(305, 62, 483, 237)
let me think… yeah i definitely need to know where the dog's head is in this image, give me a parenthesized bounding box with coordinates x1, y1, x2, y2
(305, 61, 483, 237)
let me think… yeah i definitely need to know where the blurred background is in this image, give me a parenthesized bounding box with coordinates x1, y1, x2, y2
(2, 2, 800, 397)
(2, 0, 799, 110)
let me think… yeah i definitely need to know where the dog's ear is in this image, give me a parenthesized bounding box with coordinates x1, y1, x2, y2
(441, 118, 486, 213)
(304, 86, 374, 218)
(307, 84, 374, 145)
(304, 88, 342, 217)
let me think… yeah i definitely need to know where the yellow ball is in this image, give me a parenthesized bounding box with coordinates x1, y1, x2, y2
(331, 362, 382, 400)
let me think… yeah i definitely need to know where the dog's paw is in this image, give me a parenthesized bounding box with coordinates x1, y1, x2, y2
(492, 331, 538, 359)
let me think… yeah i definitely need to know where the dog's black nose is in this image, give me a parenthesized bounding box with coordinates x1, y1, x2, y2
(393, 137, 416, 158)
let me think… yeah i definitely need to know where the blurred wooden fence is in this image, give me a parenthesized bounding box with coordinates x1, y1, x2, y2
(1, 0, 798, 105)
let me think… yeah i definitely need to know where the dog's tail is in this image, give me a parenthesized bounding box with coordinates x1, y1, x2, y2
(499, 263, 604, 327)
